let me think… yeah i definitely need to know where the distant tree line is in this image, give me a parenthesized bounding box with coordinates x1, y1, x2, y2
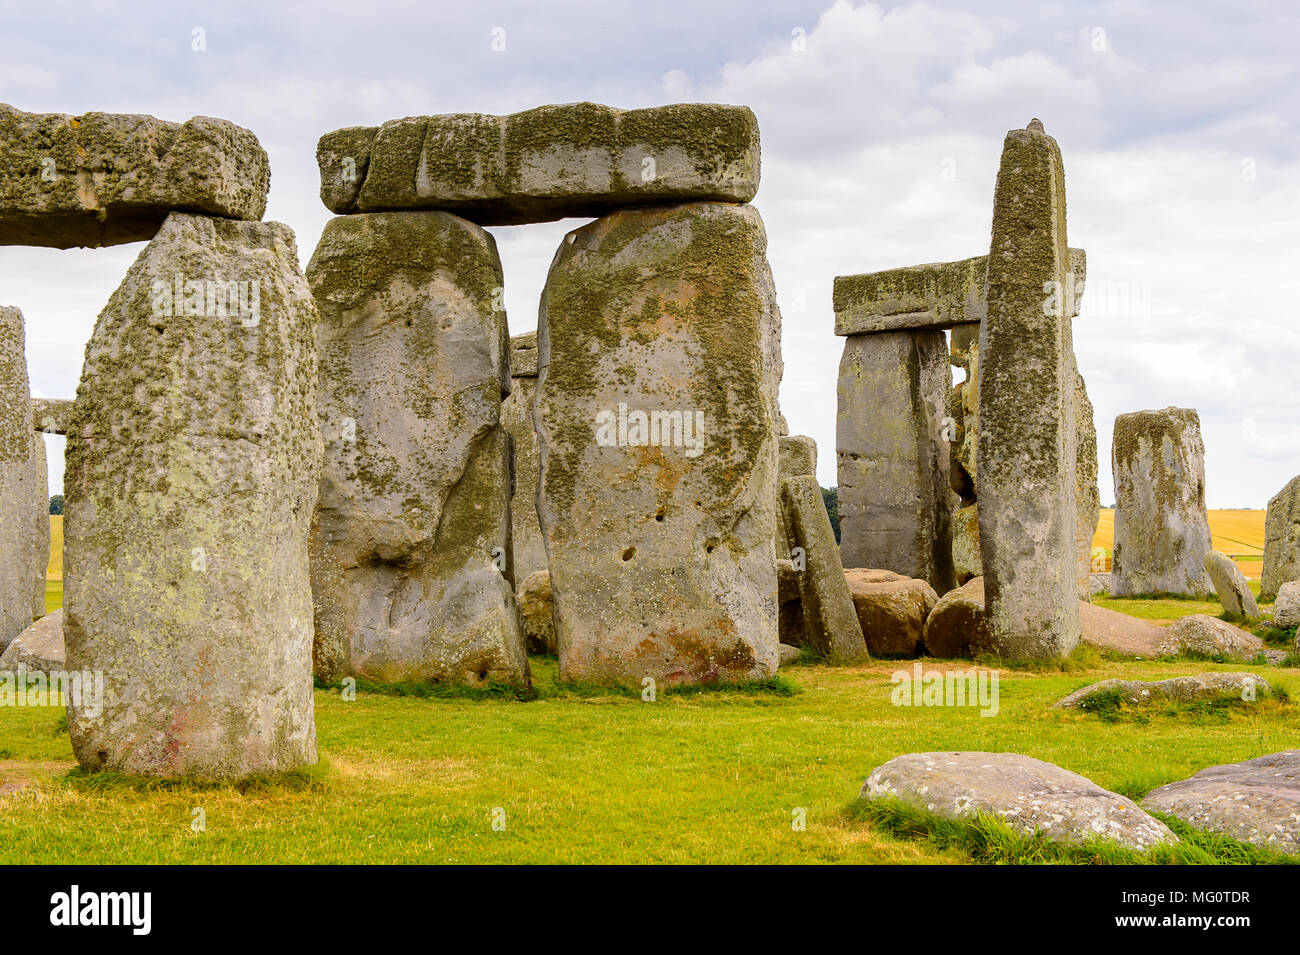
(49, 494, 63, 515)
(821, 486, 839, 543)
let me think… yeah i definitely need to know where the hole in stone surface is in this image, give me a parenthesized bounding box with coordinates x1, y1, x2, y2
(655, 508, 665, 522)
(622, 546, 636, 561)
(705, 543, 715, 554)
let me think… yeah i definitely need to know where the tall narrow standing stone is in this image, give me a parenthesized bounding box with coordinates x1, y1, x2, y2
(28, 432, 48, 619)
(308, 211, 528, 687)
(536, 202, 781, 685)
(502, 331, 547, 585)
(1075, 372, 1101, 600)
(780, 475, 869, 663)
(1262, 474, 1300, 601)
(836, 329, 953, 592)
(977, 120, 1079, 660)
(64, 213, 321, 778)
(1111, 407, 1213, 597)
(0, 306, 35, 647)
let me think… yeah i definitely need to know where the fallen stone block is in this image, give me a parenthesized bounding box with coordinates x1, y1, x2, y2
(0, 607, 64, 672)
(1203, 550, 1260, 619)
(1159, 614, 1264, 660)
(318, 102, 760, 225)
(1055, 672, 1271, 709)
(844, 568, 936, 657)
(1142, 751, 1300, 854)
(0, 104, 269, 248)
(861, 751, 1177, 850)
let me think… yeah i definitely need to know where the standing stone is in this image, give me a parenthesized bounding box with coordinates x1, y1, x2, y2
(977, 120, 1079, 660)
(776, 434, 817, 560)
(502, 331, 547, 585)
(1111, 407, 1213, 597)
(308, 211, 528, 687)
(1204, 550, 1260, 619)
(28, 432, 48, 619)
(0, 306, 35, 648)
(951, 503, 981, 584)
(836, 329, 953, 592)
(780, 475, 869, 663)
(1262, 474, 1300, 601)
(1075, 372, 1101, 600)
(63, 213, 321, 778)
(1, 104, 270, 249)
(536, 202, 780, 685)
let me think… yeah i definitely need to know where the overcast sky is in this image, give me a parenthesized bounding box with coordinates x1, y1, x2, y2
(2, 0, 1296, 507)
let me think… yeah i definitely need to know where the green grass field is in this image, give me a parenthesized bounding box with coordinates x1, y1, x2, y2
(3, 647, 1297, 864)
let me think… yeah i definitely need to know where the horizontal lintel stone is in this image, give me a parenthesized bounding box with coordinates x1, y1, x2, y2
(833, 248, 1086, 336)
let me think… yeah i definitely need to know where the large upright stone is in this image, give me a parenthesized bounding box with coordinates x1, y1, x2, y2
(28, 433, 48, 619)
(0, 306, 35, 648)
(318, 103, 760, 225)
(977, 120, 1079, 660)
(536, 202, 780, 685)
(780, 475, 869, 663)
(1075, 372, 1101, 600)
(837, 330, 953, 593)
(776, 434, 817, 560)
(307, 211, 528, 687)
(0, 104, 270, 248)
(1111, 407, 1213, 597)
(63, 213, 321, 778)
(1262, 474, 1300, 601)
(502, 332, 547, 585)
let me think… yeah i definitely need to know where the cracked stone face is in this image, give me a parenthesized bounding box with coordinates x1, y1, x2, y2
(307, 210, 529, 688)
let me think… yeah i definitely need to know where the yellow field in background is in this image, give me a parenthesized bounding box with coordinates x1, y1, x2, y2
(47, 514, 62, 579)
(1092, 508, 1265, 578)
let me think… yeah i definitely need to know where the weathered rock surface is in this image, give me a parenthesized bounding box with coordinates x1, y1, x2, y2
(921, 578, 990, 658)
(1274, 581, 1300, 628)
(778, 642, 801, 666)
(0, 305, 36, 649)
(308, 211, 528, 687)
(502, 332, 547, 584)
(536, 202, 780, 685)
(27, 432, 48, 620)
(1203, 550, 1260, 619)
(0, 104, 269, 248)
(976, 121, 1079, 660)
(31, 397, 72, 435)
(776, 558, 804, 645)
(1055, 672, 1270, 709)
(1089, 572, 1112, 597)
(0, 607, 64, 672)
(63, 213, 320, 778)
(1263, 474, 1300, 601)
(951, 503, 981, 584)
(836, 329, 952, 592)
(781, 476, 869, 663)
(833, 249, 1086, 336)
(776, 434, 817, 560)
(922, 577, 1169, 658)
(1111, 407, 1213, 597)
(1142, 752, 1300, 854)
(519, 569, 556, 655)
(1075, 373, 1101, 600)
(1159, 614, 1263, 660)
(843, 568, 936, 657)
(861, 751, 1176, 850)
(318, 103, 760, 225)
